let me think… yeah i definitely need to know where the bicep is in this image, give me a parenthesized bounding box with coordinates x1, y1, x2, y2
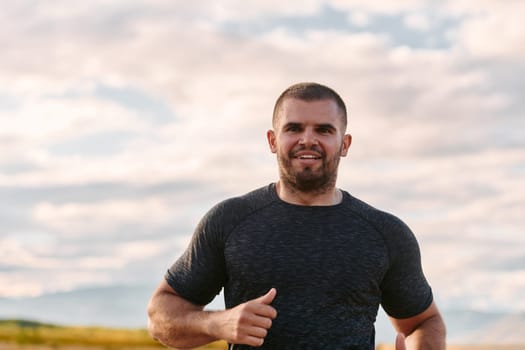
(165, 205, 228, 306)
(381, 217, 433, 318)
(148, 279, 205, 318)
(389, 301, 441, 336)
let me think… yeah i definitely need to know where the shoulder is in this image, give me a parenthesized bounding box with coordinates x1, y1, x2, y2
(212, 184, 277, 216)
(199, 184, 278, 233)
(341, 191, 418, 254)
(342, 191, 409, 234)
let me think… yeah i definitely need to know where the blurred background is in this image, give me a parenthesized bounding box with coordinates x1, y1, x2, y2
(0, 0, 524, 345)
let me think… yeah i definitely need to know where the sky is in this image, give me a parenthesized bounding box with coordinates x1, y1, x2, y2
(1, 0, 524, 318)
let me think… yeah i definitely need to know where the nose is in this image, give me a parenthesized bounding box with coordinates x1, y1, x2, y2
(298, 129, 318, 147)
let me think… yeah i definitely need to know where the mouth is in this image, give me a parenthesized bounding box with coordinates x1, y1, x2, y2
(292, 150, 323, 161)
(296, 154, 321, 160)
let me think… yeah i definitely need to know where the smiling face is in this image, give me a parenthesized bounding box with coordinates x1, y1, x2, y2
(267, 97, 352, 194)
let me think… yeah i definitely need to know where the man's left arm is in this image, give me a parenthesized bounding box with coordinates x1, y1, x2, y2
(390, 301, 446, 350)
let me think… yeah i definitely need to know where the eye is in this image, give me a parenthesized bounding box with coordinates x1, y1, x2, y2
(285, 123, 302, 132)
(317, 126, 334, 134)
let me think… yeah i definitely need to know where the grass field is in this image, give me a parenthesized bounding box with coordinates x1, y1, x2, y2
(1, 320, 524, 350)
(0, 320, 225, 350)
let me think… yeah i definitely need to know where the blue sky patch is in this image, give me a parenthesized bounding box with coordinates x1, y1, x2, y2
(94, 84, 176, 124)
(221, 5, 457, 49)
(48, 130, 135, 156)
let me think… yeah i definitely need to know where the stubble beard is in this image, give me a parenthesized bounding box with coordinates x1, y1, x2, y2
(277, 148, 341, 195)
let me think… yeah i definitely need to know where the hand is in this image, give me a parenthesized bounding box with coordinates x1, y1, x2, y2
(395, 333, 406, 350)
(216, 288, 277, 347)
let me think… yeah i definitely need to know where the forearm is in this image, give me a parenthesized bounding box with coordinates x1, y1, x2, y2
(148, 282, 277, 349)
(149, 310, 218, 349)
(147, 290, 220, 349)
(405, 313, 446, 350)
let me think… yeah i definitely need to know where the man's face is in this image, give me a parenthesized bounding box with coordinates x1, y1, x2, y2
(267, 98, 352, 193)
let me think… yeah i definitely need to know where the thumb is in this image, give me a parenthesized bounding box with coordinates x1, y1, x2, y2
(255, 288, 277, 305)
(395, 333, 406, 350)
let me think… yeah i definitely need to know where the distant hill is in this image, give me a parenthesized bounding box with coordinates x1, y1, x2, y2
(1, 285, 525, 344)
(0, 319, 57, 328)
(0, 284, 154, 328)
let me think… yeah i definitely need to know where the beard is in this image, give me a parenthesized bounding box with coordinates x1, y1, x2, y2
(277, 145, 342, 194)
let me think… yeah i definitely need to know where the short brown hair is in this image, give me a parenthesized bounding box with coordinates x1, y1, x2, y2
(272, 82, 347, 128)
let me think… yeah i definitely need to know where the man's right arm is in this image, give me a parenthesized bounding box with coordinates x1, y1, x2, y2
(147, 279, 277, 349)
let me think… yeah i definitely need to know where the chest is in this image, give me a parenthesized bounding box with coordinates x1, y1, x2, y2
(223, 212, 389, 301)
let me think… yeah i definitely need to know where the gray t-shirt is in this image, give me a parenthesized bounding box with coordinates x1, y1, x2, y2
(166, 184, 433, 349)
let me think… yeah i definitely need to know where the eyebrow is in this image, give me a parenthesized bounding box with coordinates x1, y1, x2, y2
(316, 123, 337, 131)
(283, 122, 300, 129)
(283, 122, 337, 129)
(283, 122, 337, 130)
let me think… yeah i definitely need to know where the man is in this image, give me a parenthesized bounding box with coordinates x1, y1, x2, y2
(147, 82, 446, 349)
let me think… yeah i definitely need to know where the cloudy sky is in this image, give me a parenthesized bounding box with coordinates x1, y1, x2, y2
(1, 0, 524, 317)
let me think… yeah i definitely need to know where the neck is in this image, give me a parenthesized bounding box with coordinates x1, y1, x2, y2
(275, 181, 342, 206)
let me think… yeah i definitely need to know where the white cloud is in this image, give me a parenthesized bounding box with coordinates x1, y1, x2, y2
(0, 236, 116, 297)
(0, 0, 523, 315)
(348, 10, 371, 27)
(435, 267, 525, 312)
(403, 12, 431, 31)
(0, 238, 61, 270)
(1, 95, 147, 139)
(0, 232, 188, 297)
(115, 240, 169, 260)
(445, 1, 525, 59)
(330, 0, 424, 15)
(33, 198, 172, 235)
(203, 0, 323, 21)
(0, 269, 115, 298)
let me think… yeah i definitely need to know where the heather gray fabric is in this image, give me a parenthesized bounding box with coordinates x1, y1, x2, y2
(165, 183, 433, 349)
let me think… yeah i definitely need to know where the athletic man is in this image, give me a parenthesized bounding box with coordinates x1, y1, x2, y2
(147, 82, 446, 349)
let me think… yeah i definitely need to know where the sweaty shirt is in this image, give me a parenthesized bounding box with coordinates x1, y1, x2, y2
(166, 183, 433, 349)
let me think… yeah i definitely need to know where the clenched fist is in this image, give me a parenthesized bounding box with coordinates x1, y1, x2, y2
(215, 288, 277, 347)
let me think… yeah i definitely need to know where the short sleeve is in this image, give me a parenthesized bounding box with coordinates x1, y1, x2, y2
(165, 203, 227, 306)
(380, 216, 433, 318)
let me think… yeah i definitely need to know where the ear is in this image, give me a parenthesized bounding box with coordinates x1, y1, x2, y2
(267, 129, 277, 153)
(340, 134, 352, 157)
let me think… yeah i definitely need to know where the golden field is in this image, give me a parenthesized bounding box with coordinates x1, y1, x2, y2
(1, 320, 524, 350)
(0, 320, 225, 350)
(376, 346, 525, 350)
